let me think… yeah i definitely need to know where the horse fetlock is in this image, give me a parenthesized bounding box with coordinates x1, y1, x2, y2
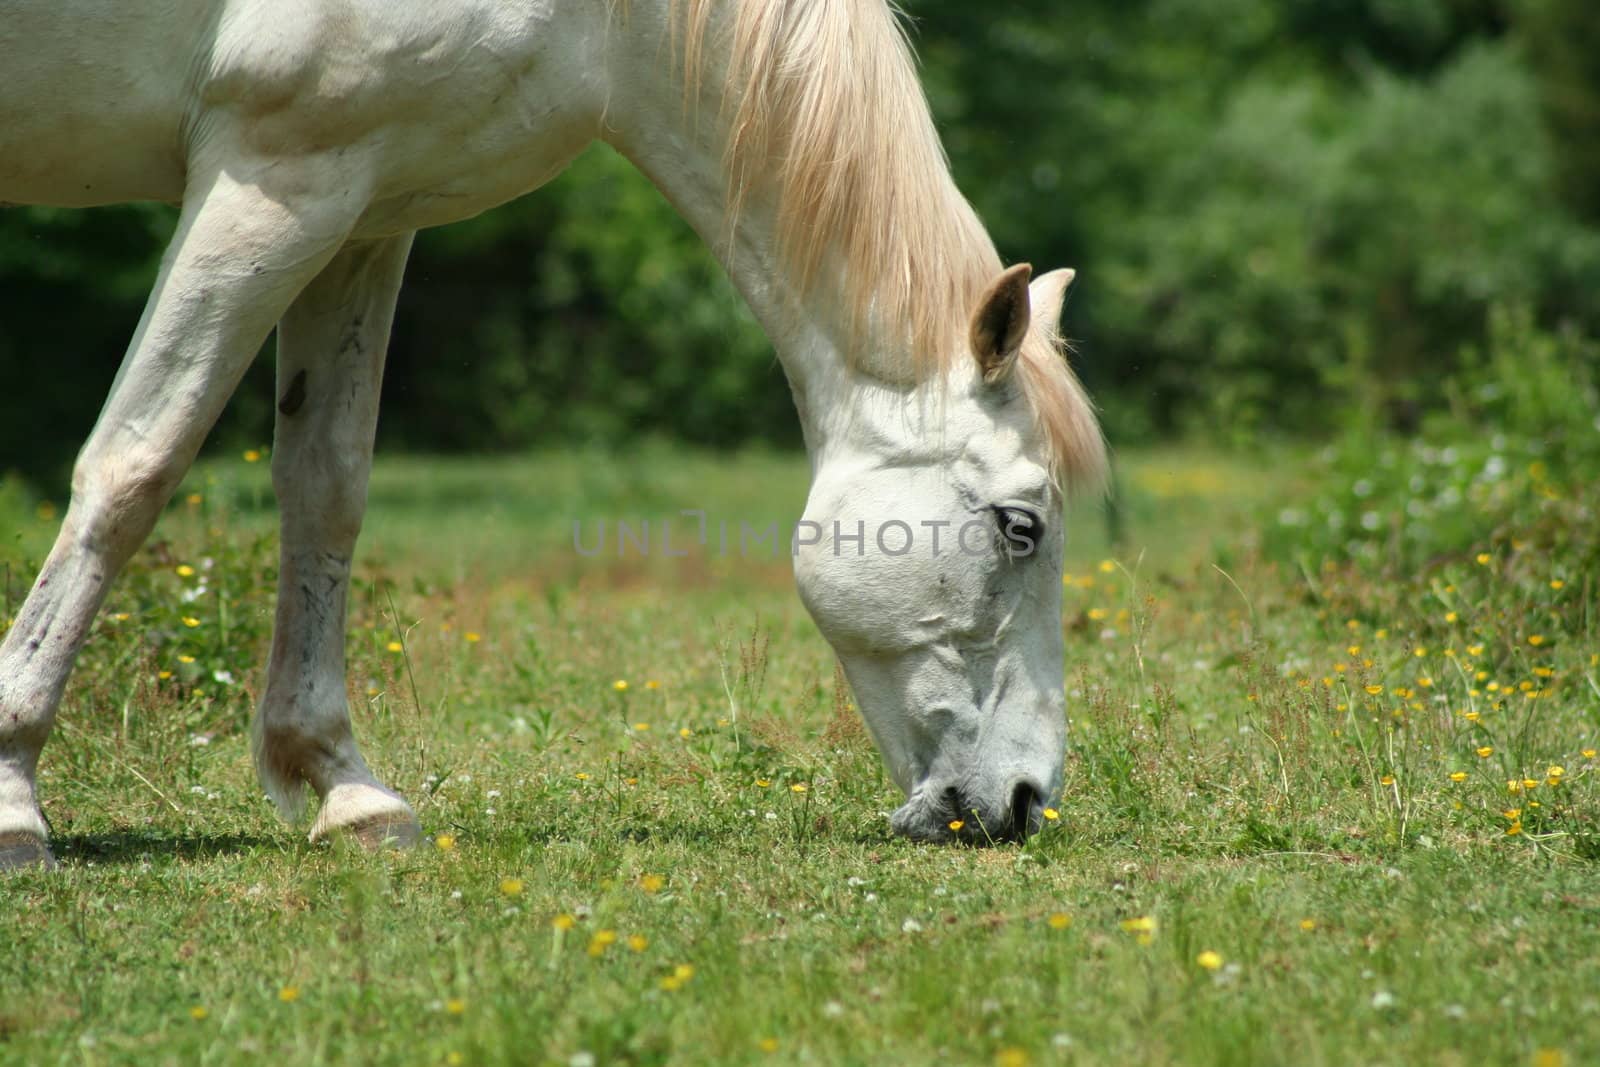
(0, 757, 50, 844)
(252, 713, 360, 816)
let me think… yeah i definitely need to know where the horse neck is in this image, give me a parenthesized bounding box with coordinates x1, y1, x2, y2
(603, 119, 857, 443)
(599, 0, 979, 458)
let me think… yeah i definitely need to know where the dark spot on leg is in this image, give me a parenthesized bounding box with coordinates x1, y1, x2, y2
(279, 369, 308, 416)
(337, 317, 366, 356)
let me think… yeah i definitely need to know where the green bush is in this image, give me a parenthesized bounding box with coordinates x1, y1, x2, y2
(1263, 305, 1600, 573)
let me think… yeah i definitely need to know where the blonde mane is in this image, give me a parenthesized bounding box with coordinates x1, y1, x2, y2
(673, 0, 1106, 490)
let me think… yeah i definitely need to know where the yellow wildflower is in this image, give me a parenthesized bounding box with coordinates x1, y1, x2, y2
(1528, 635, 1545, 647)
(176, 564, 196, 578)
(551, 913, 576, 931)
(1195, 950, 1224, 971)
(628, 935, 649, 952)
(790, 783, 808, 794)
(1448, 771, 1467, 782)
(758, 1038, 780, 1054)
(499, 878, 524, 897)
(278, 986, 300, 1003)
(1299, 918, 1317, 932)
(243, 449, 262, 463)
(385, 641, 402, 653)
(1476, 746, 1494, 758)
(1364, 685, 1384, 696)
(640, 874, 665, 893)
(435, 833, 456, 851)
(613, 679, 629, 691)
(1042, 808, 1060, 821)
(445, 999, 466, 1016)
(1047, 913, 1072, 930)
(181, 617, 200, 628)
(189, 1006, 209, 1021)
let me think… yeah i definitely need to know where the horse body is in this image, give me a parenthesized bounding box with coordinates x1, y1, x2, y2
(0, 0, 1104, 868)
(1, 0, 604, 227)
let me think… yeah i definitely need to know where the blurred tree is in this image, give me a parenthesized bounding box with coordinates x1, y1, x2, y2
(1518, 0, 1600, 223)
(0, 204, 177, 485)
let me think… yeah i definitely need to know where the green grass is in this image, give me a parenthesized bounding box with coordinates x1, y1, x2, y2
(1, 444, 1596, 1067)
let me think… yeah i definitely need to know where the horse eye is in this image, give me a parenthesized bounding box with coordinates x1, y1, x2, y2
(993, 506, 1042, 558)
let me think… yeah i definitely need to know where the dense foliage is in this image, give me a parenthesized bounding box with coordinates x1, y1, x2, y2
(3, 0, 1599, 485)
(1263, 305, 1600, 572)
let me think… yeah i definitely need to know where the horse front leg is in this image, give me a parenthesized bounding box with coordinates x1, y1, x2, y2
(0, 163, 361, 871)
(252, 233, 421, 849)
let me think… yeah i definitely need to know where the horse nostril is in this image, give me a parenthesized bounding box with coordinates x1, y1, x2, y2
(942, 785, 964, 817)
(1009, 780, 1044, 839)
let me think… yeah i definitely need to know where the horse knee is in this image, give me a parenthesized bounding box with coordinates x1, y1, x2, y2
(67, 447, 187, 556)
(272, 449, 370, 547)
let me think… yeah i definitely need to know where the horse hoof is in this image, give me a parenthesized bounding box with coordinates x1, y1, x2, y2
(0, 831, 57, 872)
(344, 812, 423, 852)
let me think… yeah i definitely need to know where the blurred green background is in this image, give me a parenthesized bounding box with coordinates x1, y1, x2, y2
(4, 0, 1599, 488)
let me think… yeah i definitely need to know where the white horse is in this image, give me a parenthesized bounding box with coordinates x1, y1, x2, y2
(0, 0, 1105, 869)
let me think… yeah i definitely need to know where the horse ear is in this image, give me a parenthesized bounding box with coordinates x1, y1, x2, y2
(1028, 268, 1077, 339)
(969, 263, 1032, 384)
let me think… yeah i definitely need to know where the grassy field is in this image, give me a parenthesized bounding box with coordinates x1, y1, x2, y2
(1, 442, 1596, 1066)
